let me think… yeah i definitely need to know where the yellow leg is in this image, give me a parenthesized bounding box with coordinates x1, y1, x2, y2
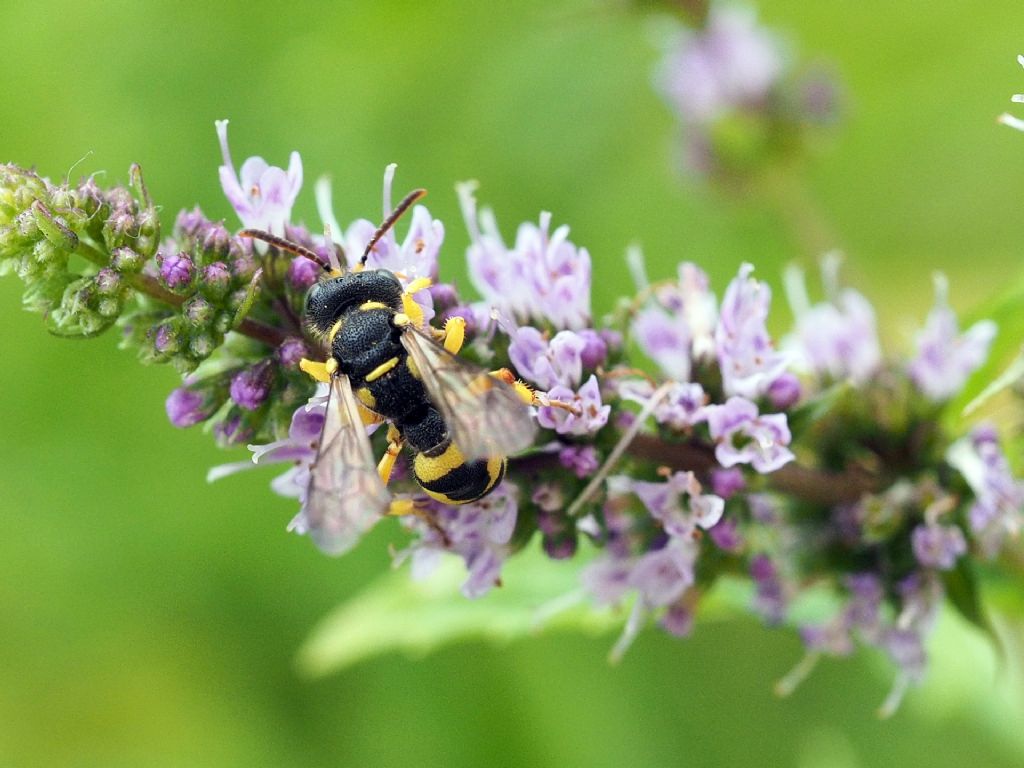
(300, 357, 336, 383)
(441, 316, 466, 355)
(400, 277, 433, 329)
(386, 497, 451, 546)
(377, 424, 404, 484)
(490, 367, 582, 414)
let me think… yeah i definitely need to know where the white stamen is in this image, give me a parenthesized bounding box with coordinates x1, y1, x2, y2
(774, 651, 821, 697)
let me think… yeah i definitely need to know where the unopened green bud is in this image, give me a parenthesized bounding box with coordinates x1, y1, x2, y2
(93, 267, 122, 295)
(189, 331, 217, 360)
(183, 295, 215, 327)
(16, 210, 40, 239)
(212, 310, 234, 334)
(97, 297, 121, 318)
(135, 208, 160, 256)
(103, 209, 136, 250)
(110, 246, 144, 274)
(199, 261, 231, 301)
(31, 201, 78, 252)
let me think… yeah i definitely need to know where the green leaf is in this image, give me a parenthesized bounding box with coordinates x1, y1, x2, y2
(296, 546, 755, 677)
(296, 548, 617, 677)
(942, 559, 999, 647)
(947, 284, 1024, 426)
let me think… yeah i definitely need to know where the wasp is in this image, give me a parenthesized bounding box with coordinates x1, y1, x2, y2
(241, 189, 541, 554)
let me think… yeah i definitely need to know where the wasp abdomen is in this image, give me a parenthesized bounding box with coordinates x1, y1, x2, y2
(413, 444, 506, 505)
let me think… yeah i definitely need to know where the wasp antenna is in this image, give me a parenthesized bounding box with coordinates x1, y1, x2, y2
(239, 229, 333, 273)
(360, 188, 427, 267)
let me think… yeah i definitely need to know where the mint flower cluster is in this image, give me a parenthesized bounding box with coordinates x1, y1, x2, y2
(654, 2, 839, 179)
(2, 117, 1020, 716)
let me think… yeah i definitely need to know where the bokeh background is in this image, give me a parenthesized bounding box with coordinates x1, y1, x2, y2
(3, 1, 1024, 765)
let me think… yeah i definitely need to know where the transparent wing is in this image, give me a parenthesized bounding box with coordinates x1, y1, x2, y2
(401, 328, 537, 461)
(304, 375, 390, 555)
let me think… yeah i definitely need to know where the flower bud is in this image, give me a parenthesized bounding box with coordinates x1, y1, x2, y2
(165, 375, 229, 428)
(110, 246, 144, 274)
(152, 321, 182, 356)
(202, 223, 231, 260)
(768, 373, 802, 410)
(30, 201, 78, 252)
(212, 310, 234, 335)
(157, 251, 195, 291)
(230, 361, 274, 411)
(277, 337, 309, 369)
(215, 407, 256, 447)
(578, 329, 608, 370)
(183, 295, 215, 327)
(288, 255, 320, 291)
(189, 331, 217, 360)
(134, 208, 160, 256)
(200, 261, 232, 301)
(102, 209, 136, 250)
(93, 268, 122, 295)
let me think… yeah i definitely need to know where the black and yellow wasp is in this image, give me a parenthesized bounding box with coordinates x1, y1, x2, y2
(242, 190, 538, 554)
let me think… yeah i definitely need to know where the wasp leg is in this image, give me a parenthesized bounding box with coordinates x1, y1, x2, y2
(387, 495, 451, 546)
(299, 357, 337, 383)
(301, 357, 381, 426)
(489, 367, 582, 415)
(439, 315, 466, 355)
(378, 424, 404, 485)
(399, 276, 433, 329)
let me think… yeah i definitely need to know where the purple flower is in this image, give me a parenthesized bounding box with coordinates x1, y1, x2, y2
(716, 264, 788, 399)
(458, 181, 591, 331)
(948, 426, 1024, 556)
(750, 554, 787, 625)
(911, 522, 967, 570)
(709, 517, 744, 552)
(767, 372, 802, 410)
(783, 262, 881, 384)
(536, 375, 610, 436)
(397, 484, 519, 599)
(158, 251, 194, 290)
(633, 305, 692, 381)
(909, 275, 996, 401)
(617, 379, 707, 431)
(632, 261, 718, 379)
(206, 385, 377, 542)
(628, 471, 724, 539)
(216, 119, 302, 235)
(509, 327, 586, 390)
(656, 5, 785, 125)
(558, 444, 600, 478)
(629, 540, 697, 607)
(710, 467, 746, 499)
(705, 396, 794, 473)
(577, 329, 608, 369)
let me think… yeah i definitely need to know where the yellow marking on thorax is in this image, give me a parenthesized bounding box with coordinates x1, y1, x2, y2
(359, 300, 389, 311)
(328, 319, 344, 344)
(365, 356, 399, 382)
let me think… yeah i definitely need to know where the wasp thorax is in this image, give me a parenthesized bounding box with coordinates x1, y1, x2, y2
(305, 270, 404, 334)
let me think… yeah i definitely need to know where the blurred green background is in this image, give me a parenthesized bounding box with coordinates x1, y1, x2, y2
(3, 0, 1024, 765)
